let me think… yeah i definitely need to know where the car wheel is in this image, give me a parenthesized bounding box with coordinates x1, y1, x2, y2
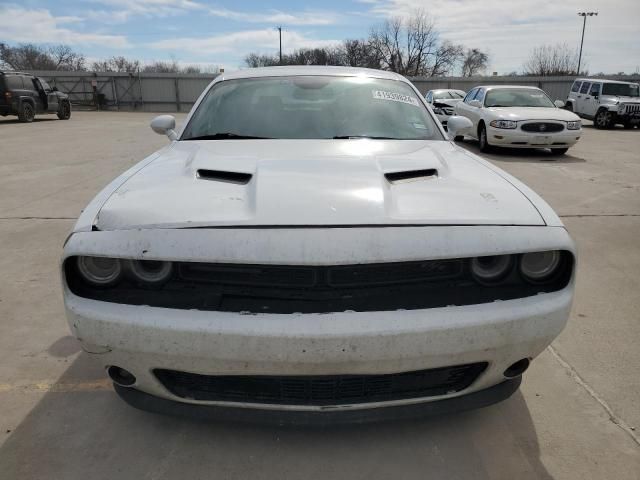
(478, 123, 492, 152)
(565, 103, 573, 112)
(594, 109, 613, 129)
(551, 148, 569, 155)
(623, 121, 634, 130)
(18, 102, 35, 123)
(57, 101, 71, 120)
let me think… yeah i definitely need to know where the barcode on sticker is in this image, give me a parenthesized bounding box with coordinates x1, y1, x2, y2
(372, 90, 420, 107)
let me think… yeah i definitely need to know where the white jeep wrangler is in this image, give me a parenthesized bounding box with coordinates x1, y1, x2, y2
(566, 78, 640, 129)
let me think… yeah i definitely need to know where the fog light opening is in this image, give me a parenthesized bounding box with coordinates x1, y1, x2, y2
(504, 358, 530, 378)
(107, 366, 137, 387)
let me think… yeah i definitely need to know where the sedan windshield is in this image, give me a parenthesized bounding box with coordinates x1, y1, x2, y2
(602, 83, 639, 97)
(181, 76, 442, 141)
(434, 90, 465, 100)
(485, 89, 555, 108)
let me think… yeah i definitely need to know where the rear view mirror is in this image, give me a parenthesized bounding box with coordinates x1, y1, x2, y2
(554, 100, 565, 108)
(447, 116, 473, 140)
(150, 115, 178, 141)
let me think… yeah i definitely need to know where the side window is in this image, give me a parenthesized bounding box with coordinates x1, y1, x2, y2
(571, 81, 582, 93)
(5, 76, 24, 89)
(579, 82, 591, 94)
(590, 83, 601, 96)
(39, 79, 52, 91)
(474, 88, 485, 104)
(425, 92, 432, 103)
(464, 88, 478, 103)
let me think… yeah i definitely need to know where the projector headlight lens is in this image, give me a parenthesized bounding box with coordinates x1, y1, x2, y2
(470, 255, 513, 284)
(76, 256, 122, 286)
(520, 251, 561, 282)
(128, 259, 173, 285)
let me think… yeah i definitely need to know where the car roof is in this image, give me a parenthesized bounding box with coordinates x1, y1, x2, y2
(429, 88, 465, 92)
(217, 66, 408, 82)
(0, 71, 33, 76)
(474, 85, 542, 90)
(575, 78, 639, 85)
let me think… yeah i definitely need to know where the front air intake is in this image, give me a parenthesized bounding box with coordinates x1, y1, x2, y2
(196, 169, 252, 184)
(385, 169, 438, 184)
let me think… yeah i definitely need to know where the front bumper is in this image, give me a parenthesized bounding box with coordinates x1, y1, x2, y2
(488, 126, 581, 148)
(63, 226, 575, 415)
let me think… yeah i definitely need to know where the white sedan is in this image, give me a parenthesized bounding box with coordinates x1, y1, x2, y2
(62, 67, 575, 423)
(454, 85, 582, 154)
(424, 89, 466, 130)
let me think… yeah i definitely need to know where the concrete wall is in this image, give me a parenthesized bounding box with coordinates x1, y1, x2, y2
(27, 70, 640, 112)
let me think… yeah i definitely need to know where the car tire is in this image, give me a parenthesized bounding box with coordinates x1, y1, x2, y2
(594, 109, 614, 129)
(478, 123, 492, 152)
(18, 102, 35, 123)
(623, 121, 634, 130)
(57, 101, 71, 120)
(565, 103, 573, 112)
(551, 148, 569, 155)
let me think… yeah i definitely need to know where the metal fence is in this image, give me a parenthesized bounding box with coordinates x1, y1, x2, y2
(27, 70, 640, 113)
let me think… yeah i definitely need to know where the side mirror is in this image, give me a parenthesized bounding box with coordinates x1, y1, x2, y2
(469, 99, 482, 108)
(554, 100, 565, 108)
(150, 115, 177, 141)
(447, 116, 473, 140)
(51, 86, 58, 92)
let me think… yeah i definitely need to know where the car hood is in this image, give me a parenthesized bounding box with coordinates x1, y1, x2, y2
(433, 99, 462, 107)
(487, 107, 579, 121)
(94, 140, 545, 230)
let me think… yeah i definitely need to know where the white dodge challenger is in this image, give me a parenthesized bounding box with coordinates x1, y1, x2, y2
(62, 67, 575, 423)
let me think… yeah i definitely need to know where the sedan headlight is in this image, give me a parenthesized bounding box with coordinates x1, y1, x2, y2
(470, 255, 514, 284)
(519, 251, 562, 283)
(489, 120, 517, 129)
(76, 256, 122, 287)
(566, 120, 581, 130)
(128, 259, 173, 285)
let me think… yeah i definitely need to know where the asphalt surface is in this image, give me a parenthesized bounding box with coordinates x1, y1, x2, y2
(0, 112, 639, 479)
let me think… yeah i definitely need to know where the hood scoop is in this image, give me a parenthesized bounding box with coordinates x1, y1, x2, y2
(196, 169, 252, 185)
(385, 168, 438, 184)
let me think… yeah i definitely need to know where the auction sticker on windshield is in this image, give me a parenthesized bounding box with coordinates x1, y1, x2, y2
(372, 90, 420, 107)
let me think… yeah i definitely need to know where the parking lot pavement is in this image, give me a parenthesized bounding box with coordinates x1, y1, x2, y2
(0, 112, 638, 479)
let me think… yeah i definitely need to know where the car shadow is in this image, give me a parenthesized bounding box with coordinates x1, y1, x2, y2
(456, 139, 587, 164)
(0, 350, 554, 479)
(0, 117, 61, 124)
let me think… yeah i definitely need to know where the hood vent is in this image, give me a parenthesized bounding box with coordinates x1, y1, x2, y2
(196, 169, 252, 185)
(385, 168, 438, 184)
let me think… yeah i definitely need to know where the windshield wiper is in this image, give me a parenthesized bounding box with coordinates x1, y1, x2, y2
(184, 132, 272, 140)
(332, 135, 406, 140)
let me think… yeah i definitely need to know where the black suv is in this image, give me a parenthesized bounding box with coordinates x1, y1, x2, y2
(0, 71, 71, 123)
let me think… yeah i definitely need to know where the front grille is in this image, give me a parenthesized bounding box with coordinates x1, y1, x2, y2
(65, 254, 574, 313)
(154, 363, 488, 405)
(521, 122, 564, 133)
(622, 104, 640, 114)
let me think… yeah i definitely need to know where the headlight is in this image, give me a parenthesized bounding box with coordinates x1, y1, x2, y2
(128, 260, 173, 285)
(566, 120, 581, 130)
(470, 255, 513, 284)
(520, 251, 561, 283)
(433, 107, 444, 115)
(76, 256, 122, 286)
(489, 120, 517, 129)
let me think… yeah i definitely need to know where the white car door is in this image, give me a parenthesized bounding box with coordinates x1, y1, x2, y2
(576, 81, 591, 116)
(455, 88, 478, 135)
(465, 88, 485, 134)
(582, 82, 601, 118)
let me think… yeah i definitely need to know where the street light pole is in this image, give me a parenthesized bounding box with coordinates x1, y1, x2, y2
(577, 12, 598, 75)
(277, 27, 282, 65)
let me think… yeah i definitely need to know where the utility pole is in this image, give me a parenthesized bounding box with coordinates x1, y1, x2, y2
(277, 27, 282, 65)
(577, 12, 598, 75)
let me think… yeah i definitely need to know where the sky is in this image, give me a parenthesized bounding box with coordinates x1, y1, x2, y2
(1, 0, 639, 74)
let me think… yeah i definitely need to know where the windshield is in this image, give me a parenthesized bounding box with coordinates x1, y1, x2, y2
(485, 88, 555, 108)
(433, 90, 465, 100)
(181, 76, 442, 141)
(602, 83, 639, 97)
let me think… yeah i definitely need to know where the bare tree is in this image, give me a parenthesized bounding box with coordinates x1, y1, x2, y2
(342, 39, 381, 69)
(461, 48, 489, 77)
(523, 43, 579, 76)
(91, 56, 141, 73)
(244, 53, 280, 68)
(0, 43, 85, 71)
(368, 11, 463, 77)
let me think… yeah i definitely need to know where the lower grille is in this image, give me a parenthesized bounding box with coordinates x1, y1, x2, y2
(521, 122, 564, 133)
(154, 363, 488, 406)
